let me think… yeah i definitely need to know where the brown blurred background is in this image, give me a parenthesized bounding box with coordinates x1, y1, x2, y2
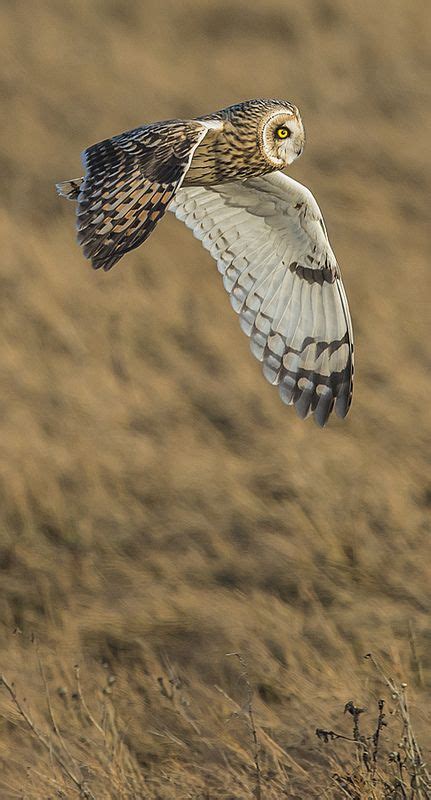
(0, 1, 430, 797)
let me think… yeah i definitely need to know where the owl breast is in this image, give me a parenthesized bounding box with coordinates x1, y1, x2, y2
(183, 124, 271, 187)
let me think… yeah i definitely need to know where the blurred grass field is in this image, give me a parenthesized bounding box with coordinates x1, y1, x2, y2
(0, 1, 430, 797)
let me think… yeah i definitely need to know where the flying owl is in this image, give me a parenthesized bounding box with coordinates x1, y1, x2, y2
(57, 99, 353, 426)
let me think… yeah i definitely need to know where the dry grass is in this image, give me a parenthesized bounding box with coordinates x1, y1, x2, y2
(0, 0, 430, 796)
(0, 645, 429, 798)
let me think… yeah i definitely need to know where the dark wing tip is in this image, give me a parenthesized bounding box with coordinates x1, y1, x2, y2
(90, 251, 122, 272)
(335, 385, 353, 419)
(313, 388, 336, 427)
(278, 368, 352, 428)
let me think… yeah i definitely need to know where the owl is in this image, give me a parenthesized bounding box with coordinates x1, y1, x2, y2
(57, 99, 353, 426)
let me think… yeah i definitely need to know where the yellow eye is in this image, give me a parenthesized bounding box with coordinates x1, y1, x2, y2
(276, 127, 290, 139)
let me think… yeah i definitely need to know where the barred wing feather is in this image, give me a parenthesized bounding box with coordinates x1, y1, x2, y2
(57, 120, 213, 272)
(169, 171, 353, 426)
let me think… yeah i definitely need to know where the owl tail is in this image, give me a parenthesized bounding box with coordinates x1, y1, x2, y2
(56, 178, 83, 201)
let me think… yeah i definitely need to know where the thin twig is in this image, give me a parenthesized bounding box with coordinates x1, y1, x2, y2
(37, 649, 78, 775)
(0, 674, 95, 799)
(344, 700, 370, 772)
(74, 664, 105, 736)
(226, 653, 262, 800)
(371, 699, 385, 777)
(316, 728, 369, 747)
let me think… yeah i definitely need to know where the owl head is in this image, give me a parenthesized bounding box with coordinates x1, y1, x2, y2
(224, 99, 305, 169)
(258, 101, 305, 168)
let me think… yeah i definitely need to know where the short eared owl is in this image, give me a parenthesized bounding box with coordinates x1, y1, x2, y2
(57, 99, 353, 426)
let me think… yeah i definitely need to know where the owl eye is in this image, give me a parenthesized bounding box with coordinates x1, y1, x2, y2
(276, 127, 291, 139)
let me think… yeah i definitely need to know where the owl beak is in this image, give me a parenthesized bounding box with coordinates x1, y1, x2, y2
(286, 142, 303, 165)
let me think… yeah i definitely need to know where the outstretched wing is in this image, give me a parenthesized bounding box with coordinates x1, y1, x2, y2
(62, 120, 214, 272)
(169, 171, 353, 426)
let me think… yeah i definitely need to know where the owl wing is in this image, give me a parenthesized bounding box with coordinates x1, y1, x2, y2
(60, 120, 218, 272)
(169, 171, 353, 426)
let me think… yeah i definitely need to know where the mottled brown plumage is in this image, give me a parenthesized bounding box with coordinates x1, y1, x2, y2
(56, 100, 303, 272)
(57, 99, 353, 426)
(185, 98, 298, 185)
(71, 120, 208, 271)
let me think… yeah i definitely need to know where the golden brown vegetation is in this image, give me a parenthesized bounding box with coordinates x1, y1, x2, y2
(0, 1, 430, 797)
